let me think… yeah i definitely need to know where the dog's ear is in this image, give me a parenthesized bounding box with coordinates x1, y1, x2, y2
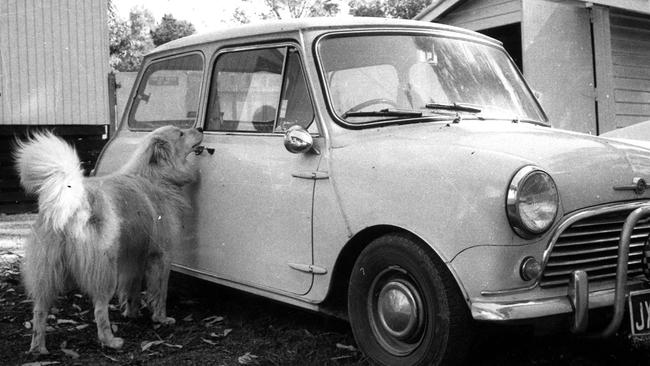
(149, 137, 173, 166)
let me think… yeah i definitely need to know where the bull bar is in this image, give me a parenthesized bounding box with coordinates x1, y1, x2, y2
(471, 206, 650, 337)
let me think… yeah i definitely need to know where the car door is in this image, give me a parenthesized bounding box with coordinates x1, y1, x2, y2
(174, 44, 320, 296)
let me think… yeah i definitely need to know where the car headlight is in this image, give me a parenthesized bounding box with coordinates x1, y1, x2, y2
(506, 166, 559, 238)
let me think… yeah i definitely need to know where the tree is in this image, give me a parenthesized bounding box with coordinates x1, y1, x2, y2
(231, 0, 340, 23)
(349, 0, 430, 19)
(108, 7, 196, 71)
(109, 7, 155, 72)
(151, 14, 196, 47)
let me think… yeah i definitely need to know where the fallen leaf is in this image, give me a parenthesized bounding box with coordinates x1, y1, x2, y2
(57, 319, 77, 325)
(20, 362, 60, 366)
(24, 321, 31, 329)
(163, 342, 183, 349)
(60, 341, 80, 359)
(201, 338, 218, 345)
(101, 353, 119, 362)
(46, 326, 55, 332)
(61, 348, 80, 359)
(108, 304, 118, 311)
(74, 294, 83, 299)
(238, 352, 259, 365)
(202, 315, 224, 326)
(210, 329, 233, 338)
(111, 324, 118, 333)
(72, 304, 82, 312)
(47, 315, 56, 321)
(50, 307, 59, 314)
(336, 343, 357, 352)
(141, 340, 164, 352)
(182, 314, 193, 322)
(75, 324, 89, 331)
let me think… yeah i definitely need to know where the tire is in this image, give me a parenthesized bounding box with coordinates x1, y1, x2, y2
(348, 234, 473, 366)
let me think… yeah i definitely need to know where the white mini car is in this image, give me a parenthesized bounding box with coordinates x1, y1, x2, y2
(96, 17, 650, 365)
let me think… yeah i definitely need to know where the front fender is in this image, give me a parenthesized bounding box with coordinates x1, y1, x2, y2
(328, 142, 540, 262)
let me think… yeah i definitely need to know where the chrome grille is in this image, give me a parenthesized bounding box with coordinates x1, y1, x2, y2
(540, 208, 650, 288)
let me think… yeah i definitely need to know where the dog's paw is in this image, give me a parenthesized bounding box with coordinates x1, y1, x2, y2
(102, 336, 124, 349)
(153, 316, 176, 325)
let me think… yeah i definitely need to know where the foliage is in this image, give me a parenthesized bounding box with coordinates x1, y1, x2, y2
(231, 0, 340, 23)
(348, 0, 430, 19)
(151, 14, 196, 47)
(109, 7, 155, 72)
(108, 6, 196, 72)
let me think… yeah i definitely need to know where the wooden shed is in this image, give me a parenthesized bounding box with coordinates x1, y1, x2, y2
(415, 0, 650, 135)
(0, 0, 110, 212)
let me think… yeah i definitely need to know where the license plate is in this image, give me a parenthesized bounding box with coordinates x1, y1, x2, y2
(629, 289, 650, 337)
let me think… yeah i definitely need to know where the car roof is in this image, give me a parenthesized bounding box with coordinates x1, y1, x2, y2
(150, 16, 500, 55)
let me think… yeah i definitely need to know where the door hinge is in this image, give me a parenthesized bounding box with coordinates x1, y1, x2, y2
(288, 263, 328, 275)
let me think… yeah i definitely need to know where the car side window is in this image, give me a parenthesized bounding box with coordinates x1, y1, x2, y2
(128, 53, 203, 130)
(276, 48, 315, 133)
(206, 46, 315, 133)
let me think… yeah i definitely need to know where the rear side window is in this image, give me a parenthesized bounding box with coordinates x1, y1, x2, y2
(128, 53, 204, 130)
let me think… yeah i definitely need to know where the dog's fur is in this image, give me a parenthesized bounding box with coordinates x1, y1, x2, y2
(14, 125, 203, 354)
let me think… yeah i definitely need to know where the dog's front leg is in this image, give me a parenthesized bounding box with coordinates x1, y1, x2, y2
(94, 299, 124, 349)
(27, 299, 50, 355)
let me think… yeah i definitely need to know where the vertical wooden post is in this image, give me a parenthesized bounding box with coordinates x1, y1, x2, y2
(107, 71, 117, 138)
(591, 5, 616, 134)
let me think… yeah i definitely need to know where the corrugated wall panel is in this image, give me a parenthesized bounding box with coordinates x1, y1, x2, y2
(611, 10, 650, 128)
(0, 0, 109, 126)
(438, 0, 521, 31)
(0, 2, 6, 122)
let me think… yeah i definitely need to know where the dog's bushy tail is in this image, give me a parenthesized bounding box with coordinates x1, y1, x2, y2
(14, 132, 86, 231)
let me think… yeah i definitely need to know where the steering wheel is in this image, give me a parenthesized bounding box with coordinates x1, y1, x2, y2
(344, 98, 399, 115)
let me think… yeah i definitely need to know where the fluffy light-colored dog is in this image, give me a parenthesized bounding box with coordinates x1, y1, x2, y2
(14, 125, 203, 354)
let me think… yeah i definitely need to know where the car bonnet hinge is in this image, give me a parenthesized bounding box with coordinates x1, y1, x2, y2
(288, 263, 328, 275)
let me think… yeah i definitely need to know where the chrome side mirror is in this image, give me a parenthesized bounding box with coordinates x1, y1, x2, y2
(284, 125, 314, 154)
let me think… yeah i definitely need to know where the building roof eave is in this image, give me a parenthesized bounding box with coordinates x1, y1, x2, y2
(414, 0, 465, 21)
(576, 0, 650, 16)
(415, 0, 650, 22)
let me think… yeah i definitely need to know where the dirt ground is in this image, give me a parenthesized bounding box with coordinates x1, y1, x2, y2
(4, 214, 650, 365)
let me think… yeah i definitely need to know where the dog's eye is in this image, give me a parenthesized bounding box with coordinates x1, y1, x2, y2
(180, 131, 184, 137)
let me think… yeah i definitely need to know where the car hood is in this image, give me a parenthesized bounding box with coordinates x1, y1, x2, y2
(332, 120, 650, 215)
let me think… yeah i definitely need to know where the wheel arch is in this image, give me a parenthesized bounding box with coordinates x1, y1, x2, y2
(320, 225, 471, 319)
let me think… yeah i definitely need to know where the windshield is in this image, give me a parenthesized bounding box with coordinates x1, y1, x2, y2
(317, 33, 546, 126)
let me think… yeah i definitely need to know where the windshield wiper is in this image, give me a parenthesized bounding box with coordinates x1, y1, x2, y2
(425, 102, 482, 114)
(343, 108, 423, 119)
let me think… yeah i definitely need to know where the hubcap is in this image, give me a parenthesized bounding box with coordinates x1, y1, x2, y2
(368, 267, 426, 356)
(378, 281, 420, 339)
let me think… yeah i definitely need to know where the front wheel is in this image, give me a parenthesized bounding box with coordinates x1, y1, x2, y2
(348, 234, 472, 366)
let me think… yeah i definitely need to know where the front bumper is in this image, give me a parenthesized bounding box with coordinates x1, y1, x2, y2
(470, 206, 650, 337)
